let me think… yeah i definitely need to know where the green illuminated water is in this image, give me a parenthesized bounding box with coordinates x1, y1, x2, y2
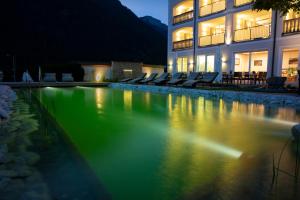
(36, 87, 300, 200)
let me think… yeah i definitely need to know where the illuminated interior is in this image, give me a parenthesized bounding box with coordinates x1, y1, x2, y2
(234, 51, 268, 72)
(173, 27, 193, 42)
(196, 55, 215, 72)
(234, 9, 272, 42)
(234, 0, 252, 7)
(199, 0, 226, 17)
(198, 17, 225, 47)
(173, 0, 194, 16)
(281, 49, 299, 82)
(283, 10, 300, 34)
(284, 10, 300, 20)
(173, 27, 194, 50)
(177, 57, 189, 72)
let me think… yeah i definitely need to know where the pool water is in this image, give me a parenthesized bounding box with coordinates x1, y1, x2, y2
(36, 87, 300, 200)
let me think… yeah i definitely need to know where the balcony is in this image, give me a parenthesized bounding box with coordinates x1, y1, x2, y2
(283, 18, 300, 34)
(234, 24, 271, 42)
(199, 0, 226, 17)
(234, 0, 253, 7)
(199, 33, 225, 47)
(173, 11, 194, 25)
(173, 0, 194, 25)
(173, 39, 193, 50)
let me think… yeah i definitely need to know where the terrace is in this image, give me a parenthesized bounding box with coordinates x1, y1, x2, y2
(173, 0, 194, 25)
(198, 16, 225, 47)
(199, 0, 226, 17)
(172, 27, 194, 50)
(283, 10, 300, 34)
(234, 9, 272, 42)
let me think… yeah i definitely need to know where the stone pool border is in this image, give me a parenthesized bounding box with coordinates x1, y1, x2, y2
(109, 83, 300, 108)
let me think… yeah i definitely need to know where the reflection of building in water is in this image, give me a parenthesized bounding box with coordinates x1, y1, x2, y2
(95, 88, 104, 110)
(123, 90, 132, 111)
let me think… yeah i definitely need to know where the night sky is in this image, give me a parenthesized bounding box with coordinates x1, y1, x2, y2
(120, 0, 168, 24)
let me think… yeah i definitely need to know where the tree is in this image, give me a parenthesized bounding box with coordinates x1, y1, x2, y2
(253, 0, 300, 15)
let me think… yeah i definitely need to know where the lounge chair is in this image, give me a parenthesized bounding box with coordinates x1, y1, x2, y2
(139, 73, 158, 84)
(62, 73, 74, 82)
(183, 72, 219, 88)
(155, 72, 183, 85)
(168, 72, 201, 86)
(152, 73, 170, 85)
(119, 77, 133, 83)
(43, 73, 57, 82)
(128, 73, 147, 84)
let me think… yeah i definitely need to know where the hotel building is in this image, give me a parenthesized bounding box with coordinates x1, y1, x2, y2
(168, 0, 300, 85)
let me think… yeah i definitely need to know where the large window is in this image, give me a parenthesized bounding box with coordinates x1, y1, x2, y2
(177, 57, 189, 72)
(281, 49, 299, 82)
(234, 51, 268, 73)
(196, 55, 215, 72)
(234, 10, 272, 42)
(198, 17, 225, 47)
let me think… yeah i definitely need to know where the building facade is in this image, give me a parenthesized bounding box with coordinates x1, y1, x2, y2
(168, 0, 300, 86)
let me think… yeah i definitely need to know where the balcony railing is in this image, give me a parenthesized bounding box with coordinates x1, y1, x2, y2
(199, 33, 225, 47)
(173, 11, 194, 25)
(199, 0, 226, 17)
(173, 39, 193, 50)
(283, 18, 300, 34)
(234, 0, 253, 7)
(234, 24, 271, 42)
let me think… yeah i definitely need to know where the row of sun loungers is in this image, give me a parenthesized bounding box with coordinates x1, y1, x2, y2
(119, 72, 219, 88)
(43, 73, 74, 82)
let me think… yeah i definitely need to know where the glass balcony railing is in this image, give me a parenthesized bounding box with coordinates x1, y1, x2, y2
(199, 33, 225, 47)
(173, 11, 194, 25)
(199, 0, 226, 17)
(234, 24, 271, 42)
(283, 18, 300, 34)
(173, 39, 193, 50)
(234, 0, 253, 7)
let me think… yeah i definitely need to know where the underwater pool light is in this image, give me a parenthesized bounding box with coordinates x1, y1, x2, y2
(185, 134, 243, 159)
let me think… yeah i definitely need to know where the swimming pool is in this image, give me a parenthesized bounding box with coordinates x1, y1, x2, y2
(36, 87, 300, 200)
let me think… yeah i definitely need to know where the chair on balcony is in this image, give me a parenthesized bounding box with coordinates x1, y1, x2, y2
(232, 72, 243, 85)
(139, 73, 158, 84)
(152, 73, 170, 85)
(127, 73, 147, 84)
(183, 72, 219, 88)
(257, 72, 267, 85)
(222, 72, 231, 84)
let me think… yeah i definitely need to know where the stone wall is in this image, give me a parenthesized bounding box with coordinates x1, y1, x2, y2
(110, 83, 300, 108)
(0, 86, 17, 121)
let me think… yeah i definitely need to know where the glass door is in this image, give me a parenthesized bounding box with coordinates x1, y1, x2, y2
(196, 55, 215, 72)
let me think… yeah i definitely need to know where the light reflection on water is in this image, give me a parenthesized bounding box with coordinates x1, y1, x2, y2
(39, 87, 300, 200)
